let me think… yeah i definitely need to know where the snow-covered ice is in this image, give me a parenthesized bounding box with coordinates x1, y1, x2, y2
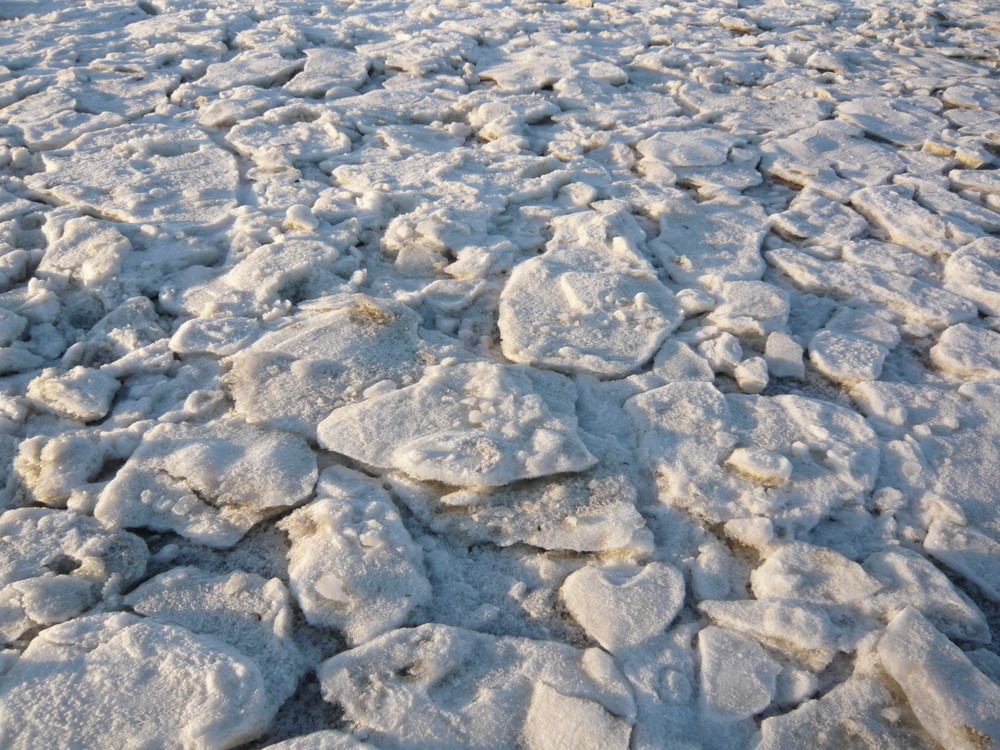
(0, 0, 999, 747)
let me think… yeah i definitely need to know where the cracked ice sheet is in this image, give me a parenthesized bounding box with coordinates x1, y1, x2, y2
(1, 0, 1000, 748)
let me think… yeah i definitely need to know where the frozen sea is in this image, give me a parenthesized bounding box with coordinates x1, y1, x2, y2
(1, 0, 1000, 747)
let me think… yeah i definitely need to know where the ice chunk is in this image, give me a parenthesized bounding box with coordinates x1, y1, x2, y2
(924, 519, 1000, 601)
(637, 129, 735, 168)
(761, 120, 903, 200)
(524, 681, 632, 750)
(228, 298, 428, 439)
(0, 613, 269, 750)
(862, 547, 989, 643)
(0, 309, 26, 348)
(95, 417, 317, 547)
(698, 332, 743, 374)
(627, 383, 880, 532)
(651, 340, 714, 382)
(851, 185, 978, 257)
(930, 324, 1000, 379)
(707, 281, 789, 339)
(755, 678, 928, 750)
(560, 562, 684, 653)
(170, 317, 261, 357)
(318, 362, 596, 487)
(698, 600, 839, 669)
(841, 239, 932, 276)
(227, 105, 352, 170)
(499, 208, 680, 377)
(26, 123, 239, 226)
(767, 246, 977, 327)
(499, 259, 680, 377)
(261, 732, 381, 750)
(809, 331, 888, 384)
(62, 296, 167, 368)
(13, 434, 104, 507)
(284, 47, 369, 97)
(734, 357, 769, 394)
(699, 626, 781, 720)
(0, 508, 147, 642)
(26, 366, 119, 422)
(279, 466, 430, 646)
(878, 608, 1000, 750)
(319, 623, 634, 750)
(751, 542, 882, 605)
(389, 442, 651, 553)
(653, 194, 769, 285)
(944, 237, 1000, 316)
(838, 97, 947, 149)
(164, 233, 355, 318)
(125, 568, 304, 717)
(36, 216, 131, 292)
(724, 448, 792, 486)
(950, 168, 1000, 196)
(764, 333, 804, 379)
(771, 191, 868, 248)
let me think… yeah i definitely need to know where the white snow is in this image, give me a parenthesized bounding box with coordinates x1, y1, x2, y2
(0, 0, 999, 747)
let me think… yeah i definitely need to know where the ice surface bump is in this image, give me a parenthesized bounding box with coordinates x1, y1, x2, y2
(0, 0, 999, 746)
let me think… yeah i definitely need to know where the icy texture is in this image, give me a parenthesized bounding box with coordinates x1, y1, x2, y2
(318, 362, 596, 487)
(0, 508, 147, 642)
(0, 613, 269, 750)
(95, 417, 317, 546)
(123, 567, 305, 720)
(318, 623, 635, 750)
(627, 383, 880, 533)
(1, 0, 999, 746)
(280, 466, 430, 645)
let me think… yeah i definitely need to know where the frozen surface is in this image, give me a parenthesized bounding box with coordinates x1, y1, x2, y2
(0, 0, 999, 747)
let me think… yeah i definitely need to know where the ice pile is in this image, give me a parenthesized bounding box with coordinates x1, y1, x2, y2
(0, 0, 999, 747)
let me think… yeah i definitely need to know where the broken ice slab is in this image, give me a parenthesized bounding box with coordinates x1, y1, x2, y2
(754, 678, 932, 750)
(0, 507, 147, 642)
(944, 237, 1000, 316)
(279, 466, 431, 646)
(878, 608, 1000, 750)
(95, 417, 317, 547)
(930, 323, 1000, 379)
(0, 613, 271, 749)
(560, 562, 685, 653)
(319, 623, 635, 750)
(766, 246, 977, 328)
(652, 193, 769, 286)
(389, 434, 651, 554)
(228, 297, 434, 440)
(124, 567, 305, 721)
(318, 362, 596, 488)
(26, 123, 238, 227)
(627, 382, 880, 533)
(498, 252, 680, 378)
(851, 184, 981, 257)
